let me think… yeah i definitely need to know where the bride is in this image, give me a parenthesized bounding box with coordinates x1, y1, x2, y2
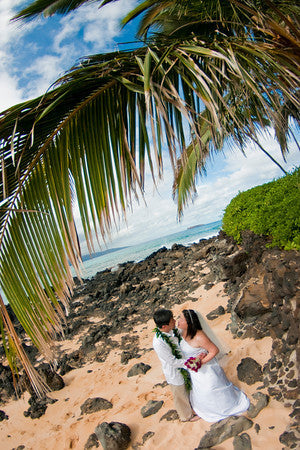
(178, 309, 250, 422)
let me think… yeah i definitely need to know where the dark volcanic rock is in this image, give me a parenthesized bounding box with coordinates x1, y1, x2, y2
(84, 433, 100, 449)
(233, 433, 252, 450)
(197, 416, 253, 448)
(141, 431, 155, 443)
(279, 431, 299, 448)
(0, 409, 8, 421)
(210, 250, 249, 282)
(21, 343, 39, 364)
(80, 397, 113, 415)
(121, 350, 141, 365)
(240, 231, 269, 262)
(38, 363, 65, 391)
(58, 349, 86, 375)
(254, 424, 260, 434)
(80, 324, 111, 350)
(131, 431, 155, 449)
(23, 394, 57, 419)
(159, 409, 179, 422)
(127, 363, 151, 377)
(234, 283, 271, 319)
(58, 355, 76, 376)
(141, 400, 164, 418)
(247, 392, 269, 418)
(0, 363, 16, 402)
(206, 305, 225, 320)
(237, 358, 263, 385)
(94, 421, 131, 450)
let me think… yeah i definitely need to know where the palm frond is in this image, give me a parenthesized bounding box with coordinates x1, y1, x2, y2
(3, 0, 300, 394)
(13, 0, 96, 20)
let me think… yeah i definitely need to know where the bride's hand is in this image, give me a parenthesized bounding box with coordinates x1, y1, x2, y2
(193, 332, 219, 365)
(184, 352, 206, 372)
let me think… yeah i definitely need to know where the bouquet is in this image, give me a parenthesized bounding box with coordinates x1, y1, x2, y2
(184, 353, 206, 372)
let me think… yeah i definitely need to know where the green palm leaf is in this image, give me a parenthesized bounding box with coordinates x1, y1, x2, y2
(2, 0, 299, 394)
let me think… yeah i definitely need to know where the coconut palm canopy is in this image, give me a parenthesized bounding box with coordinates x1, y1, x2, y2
(0, 0, 299, 394)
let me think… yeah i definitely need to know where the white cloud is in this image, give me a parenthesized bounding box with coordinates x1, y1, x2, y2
(0, 0, 35, 109)
(0, 0, 138, 110)
(53, 0, 137, 51)
(0, 72, 24, 111)
(24, 54, 66, 97)
(0, 0, 26, 47)
(87, 135, 298, 251)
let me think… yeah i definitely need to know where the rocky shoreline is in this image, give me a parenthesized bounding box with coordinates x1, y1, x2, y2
(0, 231, 299, 449)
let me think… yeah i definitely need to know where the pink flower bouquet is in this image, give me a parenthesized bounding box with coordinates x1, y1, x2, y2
(184, 353, 206, 372)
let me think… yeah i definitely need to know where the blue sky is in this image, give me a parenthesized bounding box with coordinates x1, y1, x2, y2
(1, 0, 299, 253)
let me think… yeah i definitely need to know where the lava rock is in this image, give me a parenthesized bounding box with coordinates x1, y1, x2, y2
(197, 416, 253, 448)
(23, 395, 57, 419)
(279, 431, 298, 448)
(0, 363, 16, 402)
(94, 421, 131, 450)
(127, 363, 151, 377)
(38, 363, 65, 391)
(142, 431, 155, 443)
(237, 358, 263, 385)
(0, 410, 8, 421)
(141, 400, 164, 418)
(84, 433, 100, 449)
(234, 283, 271, 319)
(233, 433, 252, 450)
(206, 306, 225, 320)
(159, 409, 179, 422)
(80, 397, 113, 415)
(247, 392, 269, 418)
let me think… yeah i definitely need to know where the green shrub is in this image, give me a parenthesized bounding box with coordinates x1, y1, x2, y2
(222, 167, 300, 250)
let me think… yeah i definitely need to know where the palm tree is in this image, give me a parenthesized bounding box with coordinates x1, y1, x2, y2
(0, 0, 299, 394)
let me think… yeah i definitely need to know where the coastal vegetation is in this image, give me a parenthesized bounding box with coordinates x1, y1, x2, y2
(223, 168, 300, 250)
(0, 0, 299, 392)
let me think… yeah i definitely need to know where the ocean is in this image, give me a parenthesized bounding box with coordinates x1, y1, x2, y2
(1, 220, 222, 305)
(77, 220, 222, 279)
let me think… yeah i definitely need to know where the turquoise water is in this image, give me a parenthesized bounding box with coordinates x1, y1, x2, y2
(78, 220, 222, 279)
(1, 220, 222, 304)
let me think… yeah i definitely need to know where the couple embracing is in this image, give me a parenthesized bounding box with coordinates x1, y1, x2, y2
(153, 308, 250, 422)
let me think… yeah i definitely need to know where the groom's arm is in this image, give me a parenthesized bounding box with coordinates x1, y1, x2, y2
(153, 339, 186, 369)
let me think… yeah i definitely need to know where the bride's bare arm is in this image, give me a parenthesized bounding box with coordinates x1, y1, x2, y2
(194, 331, 219, 365)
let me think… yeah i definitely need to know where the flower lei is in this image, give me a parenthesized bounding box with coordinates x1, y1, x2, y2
(153, 327, 192, 391)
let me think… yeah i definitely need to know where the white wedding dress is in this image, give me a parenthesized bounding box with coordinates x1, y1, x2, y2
(180, 339, 250, 422)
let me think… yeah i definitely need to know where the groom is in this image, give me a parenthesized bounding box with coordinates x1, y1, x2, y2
(152, 308, 199, 422)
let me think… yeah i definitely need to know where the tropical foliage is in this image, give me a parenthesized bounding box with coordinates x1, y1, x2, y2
(222, 167, 300, 250)
(0, 0, 299, 393)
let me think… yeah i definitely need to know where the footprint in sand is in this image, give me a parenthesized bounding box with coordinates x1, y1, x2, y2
(68, 436, 79, 448)
(111, 394, 120, 403)
(137, 392, 157, 402)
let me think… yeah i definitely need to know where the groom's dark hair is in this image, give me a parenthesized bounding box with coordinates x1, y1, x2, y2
(153, 309, 173, 328)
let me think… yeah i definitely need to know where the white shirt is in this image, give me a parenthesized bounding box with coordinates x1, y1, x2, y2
(153, 329, 186, 385)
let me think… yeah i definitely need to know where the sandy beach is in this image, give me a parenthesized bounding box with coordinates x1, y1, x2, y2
(1, 282, 293, 450)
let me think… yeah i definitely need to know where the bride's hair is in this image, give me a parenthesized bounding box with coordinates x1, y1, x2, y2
(183, 309, 202, 339)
